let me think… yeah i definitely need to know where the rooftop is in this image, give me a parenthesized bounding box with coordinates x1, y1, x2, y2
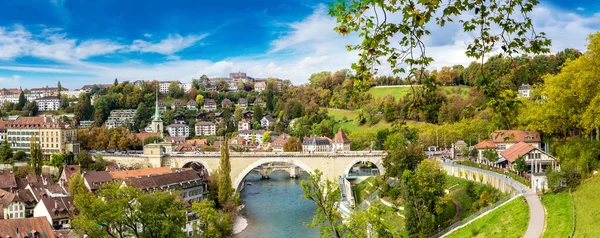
(0, 217, 55, 238)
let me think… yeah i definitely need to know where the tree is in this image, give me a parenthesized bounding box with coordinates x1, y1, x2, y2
(113, 78, 119, 86)
(195, 94, 204, 105)
(217, 79, 228, 92)
(252, 103, 263, 124)
(50, 153, 66, 174)
(0, 139, 13, 163)
(514, 156, 527, 173)
(283, 137, 302, 152)
(191, 200, 233, 238)
(30, 135, 43, 175)
(168, 81, 184, 98)
(482, 148, 499, 163)
(402, 160, 446, 237)
(383, 144, 425, 178)
(68, 172, 88, 197)
(217, 140, 233, 206)
(71, 182, 186, 237)
(301, 170, 343, 237)
(262, 131, 272, 143)
(13, 150, 26, 161)
(57, 80, 62, 97)
(17, 91, 26, 110)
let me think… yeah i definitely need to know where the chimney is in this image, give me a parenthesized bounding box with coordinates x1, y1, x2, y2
(55, 200, 58, 209)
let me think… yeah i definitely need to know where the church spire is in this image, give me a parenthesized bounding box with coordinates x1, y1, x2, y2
(154, 84, 160, 119)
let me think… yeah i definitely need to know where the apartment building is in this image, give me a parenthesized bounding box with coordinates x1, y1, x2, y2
(104, 109, 136, 129)
(6, 117, 79, 155)
(166, 124, 190, 137)
(35, 96, 61, 111)
(195, 122, 216, 136)
(302, 136, 332, 152)
(0, 93, 45, 107)
(30, 87, 67, 95)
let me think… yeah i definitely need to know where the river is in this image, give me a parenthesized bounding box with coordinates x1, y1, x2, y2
(233, 170, 319, 238)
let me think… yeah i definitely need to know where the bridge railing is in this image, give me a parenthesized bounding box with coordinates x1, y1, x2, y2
(166, 151, 388, 158)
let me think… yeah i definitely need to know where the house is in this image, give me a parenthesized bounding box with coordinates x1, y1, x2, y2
(490, 130, 541, 152)
(158, 81, 183, 94)
(206, 83, 217, 91)
(238, 98, 248, 110)
(333, 128, 351, 152)
(474, 140, 498, 164)
(254, 82, 266, 92)
(195, 122, 216, 136)
(186, 100, 198, 110)
(243, 111, 254, 121)
(58, 165, 80, 189)
(238, 119, 251, 131)
(30, 87, 67, 95)
(124, 168, 207, 202)
(271, 133, 290, 152)
(171, 99, 183, 110)
(518, 84, 531, 98)
(186, 139, 208, 147)
(254, 97, 265, 107)
(83, 171, 112, 193)
(165, 136, 187, 145)
(166, 124, 190, 137)
(221, 98, 233, 108)
(35, 96, 62, 111)
(260, 115, 276, 128)
(104, 109, 136, 129)
(174, 113, 186, 124)
(33, 196, 74, 230)
(0, 169, 17, 192)
(157, 100, 167, 113)
(227, 81, 238, 91)
(499, 142, 559, 173)
(196, 112, 208, 121)
(302, 136, 332, 152)
(238, 130, 266, 143)
(204, 99, 217, 111)
(0, 217, 56, 238)
(0, 188, 26, 219)
(228, 136, 247, 148)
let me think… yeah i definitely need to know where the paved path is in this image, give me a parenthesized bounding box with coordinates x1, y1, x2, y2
(441, 162, 545, 238)
(523, 187, 545, 238)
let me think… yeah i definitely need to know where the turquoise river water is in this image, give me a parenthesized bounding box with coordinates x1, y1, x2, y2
(233, 171, 319, 238)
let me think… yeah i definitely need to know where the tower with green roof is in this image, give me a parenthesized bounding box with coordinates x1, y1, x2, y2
(150, 85, 164, 137)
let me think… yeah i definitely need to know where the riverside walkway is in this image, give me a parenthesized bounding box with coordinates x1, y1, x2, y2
(440, 162, 544, 238)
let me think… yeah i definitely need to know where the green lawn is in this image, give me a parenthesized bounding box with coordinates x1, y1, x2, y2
(573, 175, 600, 237)
(326, 108, 392, 133)
(445, 175, 506, 219)
(368, 86, 473, 100)
(446, 198, 529, 238)
(542, 192, 574, 238)
(372, 200, 407, 236)
(351, 177, 379, 205)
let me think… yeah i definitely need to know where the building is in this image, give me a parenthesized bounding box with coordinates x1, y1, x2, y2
(0, 217, 56, 238)
(80, 84, 111, 93)
(0, 169, 17, 193)
(124, 168, 207, 202)
(30, 87, 67, 95)
(0, 93, 45, 107)
(490, 130, 541, 152)
(238, 130, 267, 143)
(237, 98, 248, 110)
(221, 98, 233, 108)
(228, 136, 247, 148)
(104, 109, 136, 129)
(82, 171, 112, 193)
(254, 82, 266, 92)
(35, 96, 61, 111)
(164, 136, 187, 145)
(271, 133, 290, 152)
(518, 84, 531, 98)
(227, 81, 238, 91)
(0, 119, 8, 141)
(237, 119, 251, 131)
(0, 188, 25, 219)
(158, 81, 184, 94)
(174, 113, 186, 124)
(172, 99, 183, 110)
(195, 122, 216, 136)
(166, 124, 190, 137)
(474, 140, 498, 164)
(260, 115, 275, 128)
(150, 92, 164, 135)
(499, 142, 559, 172)
(333, 129, 351, 152)
(186, 100, 198, 110)
(62, 89, 85, 99)
(0, 88, 21, 96)
(157, 100, 167, 113)
(58, 165, 80, 190)
(254, 97, 265, 107)
(204, 99, 217, 111)
(302, 136, 332, 152)
(33, 196, 74, 230)
(6, 117, 79, 155)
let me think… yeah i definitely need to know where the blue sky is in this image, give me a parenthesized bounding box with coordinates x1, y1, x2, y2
(0, 0, 599, 89)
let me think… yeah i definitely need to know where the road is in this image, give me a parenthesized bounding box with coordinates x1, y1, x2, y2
(523, 187, 545, 238)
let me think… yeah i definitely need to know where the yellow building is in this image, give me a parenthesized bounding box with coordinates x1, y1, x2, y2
(6, 116, 79, 155)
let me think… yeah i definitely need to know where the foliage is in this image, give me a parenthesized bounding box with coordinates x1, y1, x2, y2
(168, 81, 184, 98)
(50, 153, 66, 174)
(78, 127, 143, 151)
(482, 148, 499, 163)
(514, 156, 527, 172)
(551, 139, 600, 177)
(71, 182, 186, 238)
(13, 165, 33, 178)
(300, 169, 343, 238)
(217, 140, 233, 206)
(283, 137, 303, 152)
(401, 160, 446, 237)
(262, 131, 271, 143)
(30, 135, 43, 175)
(383, 144, 425, 178)
(191, 200, 233, 238)
(0, 139, 13, 163)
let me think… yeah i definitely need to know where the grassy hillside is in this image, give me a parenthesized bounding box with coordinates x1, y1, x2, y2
(368, 86, 473, 100)
(327, 108, 392, 133)
(542, 192, 574, 238)
(573, 175, 600, 237)
(446, 198, 529, 238)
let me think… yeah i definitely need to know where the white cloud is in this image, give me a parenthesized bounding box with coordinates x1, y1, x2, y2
(143, 33, 152, 38)
(0, 74, 22, 87)
(577, 7, 585, 11)
(129, 34, 208, 55)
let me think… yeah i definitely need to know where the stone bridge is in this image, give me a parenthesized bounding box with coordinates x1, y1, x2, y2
(253, 164, 301, 179)
(101, 151, 387, 191)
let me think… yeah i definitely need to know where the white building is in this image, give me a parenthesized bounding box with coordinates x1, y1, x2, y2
(332, 129, 351, 152)
(0, 189, 26, 219)
(260, 115, 275, 128)
(195, 122, 216, 136)
(33, 196, 74, 230)
(0, 93, 45, 107)
(62, 90, 85, 99)
(166, 124, 190, 137)
(238, 130, 266, 143)
(158, 81, 186, 94)
(35, 96, 62, 111)
(254, 82, 266, 92)
(302, 136, 332, 152)
(203, 99, 217, 112)
(238, 119, 251, 131)
(104, 109, 136, 129)
(518, 84, 531, 98)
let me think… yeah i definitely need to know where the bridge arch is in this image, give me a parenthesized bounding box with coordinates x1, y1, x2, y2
(179, 159, 213, 175)
(343, 157, 385, 176)
(233, 158, 313, 191)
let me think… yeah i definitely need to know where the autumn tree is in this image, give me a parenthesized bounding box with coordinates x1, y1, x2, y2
(300, 170, 343, 237)
(283, 137, 302, 152)
(0, 139, 13, 163)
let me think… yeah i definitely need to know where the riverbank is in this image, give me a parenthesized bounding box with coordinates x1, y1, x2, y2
(233, 215, 248, 234)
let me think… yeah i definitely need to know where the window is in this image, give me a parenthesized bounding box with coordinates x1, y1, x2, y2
(497, 145, 507, 150)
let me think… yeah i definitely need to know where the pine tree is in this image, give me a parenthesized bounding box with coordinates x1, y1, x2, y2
(17, 91, 26, 110)
(114, 78, 119, 86)
(217, 140, 233, 206)
(57, 81, 62, 97)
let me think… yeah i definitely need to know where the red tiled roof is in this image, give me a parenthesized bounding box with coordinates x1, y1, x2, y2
(126, 169, 205, 190)
(474, 140, 497, 149)
(491, 130, 541, 143)
(83, 171, 112, 190)
(40, 196, 74, 220)
(109, 167, 176, 180)
(500, 142, 536, 162)
(0, 217, 55, 238)
(334, 128, 351, 143)
(0, 169, 17, 190)
(272, 133, 290, 147)
(186, 138, 207, 146)
(134, 132, 160, 141)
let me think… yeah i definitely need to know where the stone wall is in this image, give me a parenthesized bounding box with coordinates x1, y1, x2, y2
(442, 163, 521, 195)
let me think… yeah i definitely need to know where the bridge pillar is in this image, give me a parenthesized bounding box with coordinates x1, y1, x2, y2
(289, 165, 298, 178)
